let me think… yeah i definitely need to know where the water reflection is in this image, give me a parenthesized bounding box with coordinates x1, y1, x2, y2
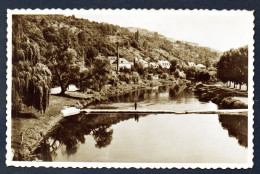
(34, 113, 147, 161)
(218, 114, 248, 147)
(107, 85, 189, 103)
(34, 85, 248, 162)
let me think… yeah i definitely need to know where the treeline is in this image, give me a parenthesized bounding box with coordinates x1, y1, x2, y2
(217, 46, 248, 90)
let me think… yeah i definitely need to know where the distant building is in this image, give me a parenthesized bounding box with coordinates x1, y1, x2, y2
(111, 58, 133, 71)
(158, 60, 170, 69)
(188, 62, 196, 67)
(135, 57, 149, 68)
(108, 56, 117, 64)
(196, 64, 206, 69)
(139, 59, 149, 68)
(149, 62, 159, 68)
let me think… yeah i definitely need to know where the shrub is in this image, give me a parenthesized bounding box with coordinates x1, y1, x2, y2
(220, 97, 248, 109)
(160, 73, 168, 79)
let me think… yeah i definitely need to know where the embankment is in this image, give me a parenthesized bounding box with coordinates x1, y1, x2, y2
(195, 84, 248, 109)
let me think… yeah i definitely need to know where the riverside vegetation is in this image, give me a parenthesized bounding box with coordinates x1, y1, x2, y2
(11, 15, 248, 160)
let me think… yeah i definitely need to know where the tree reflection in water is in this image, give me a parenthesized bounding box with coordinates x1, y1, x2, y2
(34, 113, 146, 161)
(218, 114, 248, 148)
(92, 125, 113, 148)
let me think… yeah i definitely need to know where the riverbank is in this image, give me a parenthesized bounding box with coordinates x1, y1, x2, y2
(12, 78, 186, 160)
(195, 84, 248, 109)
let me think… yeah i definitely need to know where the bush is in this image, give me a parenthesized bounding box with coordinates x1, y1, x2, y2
(160, 73, 168, 79)
(147, 74, 153, 80)
(199, 91, 214, 102)
(174, 70, 180, 78)
(220, 97, 248, 109)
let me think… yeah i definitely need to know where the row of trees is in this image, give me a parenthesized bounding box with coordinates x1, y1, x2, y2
(217, 46, 248, 90)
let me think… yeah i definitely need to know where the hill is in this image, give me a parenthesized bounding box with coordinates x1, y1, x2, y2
(13, 14, 221, 66)
(12, 14, 221, 113)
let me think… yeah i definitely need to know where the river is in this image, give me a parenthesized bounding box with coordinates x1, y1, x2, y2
(34, 85, 248, 163)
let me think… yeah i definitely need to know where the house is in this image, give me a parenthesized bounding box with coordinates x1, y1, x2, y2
(139, 59, 149, 68)
(108, 56, 117, 64)
(158, 60, 171, 69)
(188, 62, 196, 67)
(135, 57, 149, 68)
(149, 62, 159, 68)
(196, 64, 206, 69)
(111, 58, 133, 71)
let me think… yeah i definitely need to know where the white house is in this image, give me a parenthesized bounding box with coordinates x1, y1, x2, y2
(196, 64, 206, 69)
(108, 56, 117, 64)
(135, 57, 149, 68)
(188, 62, 196, 67)
(111, 58, 133, 71)
(158, 60, 171, 69)
(149, 62, 159, 68)
(139, 59, 149, 68)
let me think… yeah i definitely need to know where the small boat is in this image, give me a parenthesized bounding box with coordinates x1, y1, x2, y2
(61, 107, 81, 117)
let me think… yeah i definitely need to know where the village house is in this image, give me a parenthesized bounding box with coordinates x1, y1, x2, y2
(139, 59, 149, 68)
(134, 57, 149, 68)
(107, 56, 117, 64)
(111, 57, 133, 71)
(188, 62, 196, 67)
(158, 60, 171, 69)
(149, 62, 159, 68)
(196, 64, 206, 69)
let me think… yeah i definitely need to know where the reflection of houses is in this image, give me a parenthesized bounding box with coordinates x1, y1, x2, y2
(158, 60, 170, 69)
(111, 57, 133, 71)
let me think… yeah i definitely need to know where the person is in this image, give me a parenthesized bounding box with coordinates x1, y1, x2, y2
(134, 102, 137, 110)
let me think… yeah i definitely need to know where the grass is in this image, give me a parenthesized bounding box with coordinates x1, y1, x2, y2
(12, 94, 80, 160)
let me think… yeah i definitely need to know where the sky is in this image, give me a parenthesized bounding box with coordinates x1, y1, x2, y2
(69, 10, 254, 52)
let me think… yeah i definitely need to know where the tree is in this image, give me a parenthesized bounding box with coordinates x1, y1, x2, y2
(135, 31, 139, 42)
(185, 66, 197, 80)
(53, 47, 88, 95)
(196, 70, 210, 82)
(12, 16, 52, 113)
(81, 57, 110, 92)
(92, 126, 113, 148)
(169, 59, 178, 73)
(131, 40, 139, 49)
(217, 46, 248, 89)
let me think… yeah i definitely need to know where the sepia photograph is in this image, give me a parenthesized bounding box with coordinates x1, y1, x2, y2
(6, 9, 254, 168)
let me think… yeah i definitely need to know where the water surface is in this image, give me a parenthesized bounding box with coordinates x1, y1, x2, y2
(35, 86, 248, 163)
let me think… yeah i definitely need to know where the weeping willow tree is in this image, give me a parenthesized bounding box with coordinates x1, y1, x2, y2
(12, 15, 52, 114)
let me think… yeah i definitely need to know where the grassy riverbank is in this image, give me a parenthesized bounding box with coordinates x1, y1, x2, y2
(12, 79, 185, 160)
(195, 84, 248, 109)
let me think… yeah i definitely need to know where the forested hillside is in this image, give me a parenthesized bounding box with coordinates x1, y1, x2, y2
(12, 14, 221, 113)
(13, 15, 220, 65)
